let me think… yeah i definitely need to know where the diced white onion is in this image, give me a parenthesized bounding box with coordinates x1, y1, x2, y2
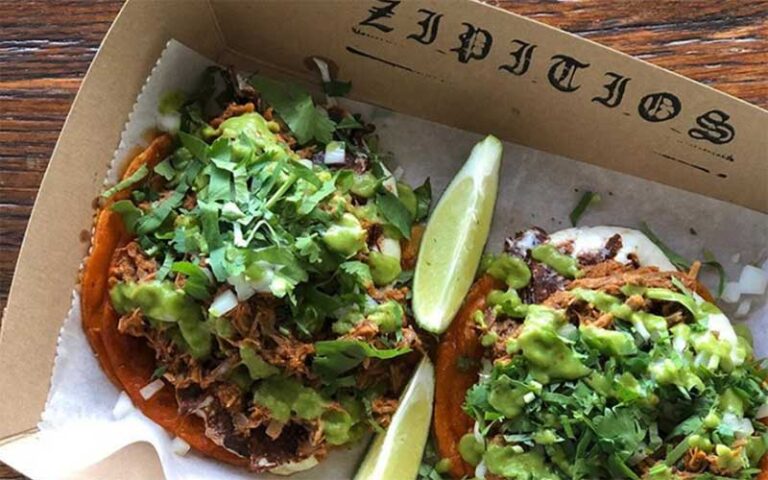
(209, 290, 238, 317)
(324, 141, 346, 165)
(171, 436, 191, 456)
(673, 335, 687, 353)
(473, 421, 483, 444)
(139, 379, 165, 400)
(364, 295, 379, 310)
(157, 112, 181, 134)
(757, 403, 768, 419)
(694, 352, 709, 367)
(722, 413, 754, 439)
(735, 299, 751, 318)
(393, 166, 404, 180)
(721, 281, 741, 304)
(233, 223, 246, 247)
(633, 320, 651, 342)
(523, 392, 536, 404)
(731, 253, 741, 264)
(474, 460, 487, 480)
(112, 391, 135, 419)
(557, 323, 578, 341)
(312, 57, 336, 107)
(377, 236, 401, 262)
(221, 202, 245, 220)
(379, 163, 398, 196)
(738, 265, 768, 295)
(298, 158, 314, 170)
(228, 274, 257, 302)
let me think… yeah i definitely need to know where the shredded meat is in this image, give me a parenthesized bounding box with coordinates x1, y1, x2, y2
(371, 397, 399, 428)
(577, 233, 623, 265)
(260, 334, 315, 378)
(209, 102, 255, 128)
(522, 262, 567, 304)
(108, 241, 157, 286)
(683, 448, 709, 473)
(345, 320, 379, 341)
(367, 284, 410, 303)
(487, 316, 523, 358)
(117, 308, 145, 336)
(569, 265, 696, 295)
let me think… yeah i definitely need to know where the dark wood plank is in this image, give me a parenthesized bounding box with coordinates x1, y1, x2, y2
(0, 1, 766, 478)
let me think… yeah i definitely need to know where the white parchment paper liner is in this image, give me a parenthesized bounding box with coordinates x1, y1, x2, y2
(0, 39, 765, 479)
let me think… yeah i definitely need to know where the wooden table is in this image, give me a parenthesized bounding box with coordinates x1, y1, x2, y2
(0, 1, 766, 478)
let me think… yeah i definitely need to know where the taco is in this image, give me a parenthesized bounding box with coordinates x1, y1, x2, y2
(81, 68, 431, 473)
(435, 226, 768, 479)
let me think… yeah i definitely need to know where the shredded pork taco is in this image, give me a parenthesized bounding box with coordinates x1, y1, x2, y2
(434, 226, 768, 480)
(82, 67, 431, 473)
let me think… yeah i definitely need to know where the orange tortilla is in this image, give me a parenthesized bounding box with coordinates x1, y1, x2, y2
(434, 274, 502, 478)
(81, 134, 248, 467)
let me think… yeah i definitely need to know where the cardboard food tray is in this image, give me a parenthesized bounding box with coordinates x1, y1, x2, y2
(0, 1, 766, 478)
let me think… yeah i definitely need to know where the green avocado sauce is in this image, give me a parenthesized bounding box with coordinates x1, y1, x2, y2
(531, 244, 581, 278)
(485, 254, 532, 289)
(110, 281, 211, 358)
(484, 445, 560, 480)
(517, 306, 591, 382)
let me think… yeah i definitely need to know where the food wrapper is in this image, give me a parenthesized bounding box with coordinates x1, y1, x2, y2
(0, 40, 765, 479)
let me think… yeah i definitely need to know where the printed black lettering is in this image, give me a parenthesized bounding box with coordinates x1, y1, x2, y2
(688, 110, 735, 145)
(407, 9, 443, 45)
(498, 39, 536, 76)
(547, 54, 590, 92)
(638, 92, 681, 122)
(451, 23, 493, 63)
(358, 0, 401, 33)
(592, 72, 630, 108)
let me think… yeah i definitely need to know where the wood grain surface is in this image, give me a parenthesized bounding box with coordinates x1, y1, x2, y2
(0, 1, 766, 478)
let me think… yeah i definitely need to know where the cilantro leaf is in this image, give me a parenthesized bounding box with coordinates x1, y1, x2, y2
(250, 75, 335, 145)
(111, 200, 143, 233)
(171, 261, 213, 300)
(298, 179, 336, 215)
(570, 191, 601, 227)
(178, 131, 209, 162)
(198, 200, 222, 250)
(377, 191, 413, 239)
(135, 190, 185, 235)
(336, 116, 364, 130)
(153, 159, 176, 181)
(295, 235, 324, 264)
(206, 166, 232, 203)
(312, 340, 410, 379)
(639, 222, 690, 271)
(702, 250, 726, 297)
(102, 164, 149, 199)
(323, 80, 352, 97)
(413, 178, 432, 222)
(339, 261, 373, 289)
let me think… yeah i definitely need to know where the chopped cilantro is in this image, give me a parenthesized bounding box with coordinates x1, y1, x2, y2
(569, 190, 600, 226)
(250, 75, 336, 144)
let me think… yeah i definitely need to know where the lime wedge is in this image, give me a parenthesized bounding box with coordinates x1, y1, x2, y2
(412, 135, 502, 333)
(354, 356, 435, 480)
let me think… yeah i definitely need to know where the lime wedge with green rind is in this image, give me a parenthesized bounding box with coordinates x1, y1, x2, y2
(354, 356, 435, 480)
(412, 135, 502, 333)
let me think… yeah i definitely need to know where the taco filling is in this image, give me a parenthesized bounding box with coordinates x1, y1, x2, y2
(435, 226, 768, 479)
(82, 68, 430, 472)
